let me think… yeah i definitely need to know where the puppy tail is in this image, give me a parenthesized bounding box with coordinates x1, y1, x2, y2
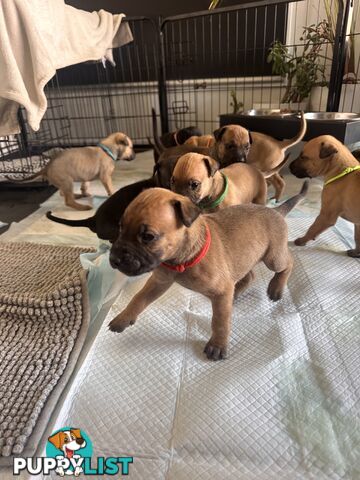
(274, 180, 309, 217)
(147, 136, 161, 158)
(4, 166, 48, 183)
(280, 111, 307, 150)
(152, 108, 165, 153)
(46, 211, 97, 232)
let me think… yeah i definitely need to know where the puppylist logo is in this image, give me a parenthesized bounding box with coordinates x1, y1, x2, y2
(13, 427, 133, 476)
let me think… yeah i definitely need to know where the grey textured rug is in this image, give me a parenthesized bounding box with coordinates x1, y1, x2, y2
(0, 242, 91, 466)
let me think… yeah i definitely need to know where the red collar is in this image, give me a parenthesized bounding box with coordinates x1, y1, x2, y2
(161, 225, 211, 273)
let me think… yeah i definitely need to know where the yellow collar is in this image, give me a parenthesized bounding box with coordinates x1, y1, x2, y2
(324, 165, 360, 186)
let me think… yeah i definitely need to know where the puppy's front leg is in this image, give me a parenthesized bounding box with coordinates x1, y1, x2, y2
(109, 270, 174, 333)
(294, 210, 338, 246)
(100, 174, 115, 196)
(348, 224, 360, 257)
(204, 289, 234, 360)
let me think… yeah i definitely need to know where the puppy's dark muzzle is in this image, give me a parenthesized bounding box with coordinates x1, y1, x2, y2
(289, 160, 310, 178)
(110, 242, 159, 276)
(123, 150, 136, 161)
(222, 147, 248, 166)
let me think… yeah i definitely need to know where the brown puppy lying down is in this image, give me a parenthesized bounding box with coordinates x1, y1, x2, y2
(170, 152, 267, 211)
(7, 132, 135, 211)
(151, 108, 202, 162)
(212, 113, 306, 201)
(184, 135, 215, 148)
(290, 135, 360, 257)
(108, 182, 308, 360)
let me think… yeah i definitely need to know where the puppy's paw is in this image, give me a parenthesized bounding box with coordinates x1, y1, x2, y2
(347, 249, 360, 258)
(108, 315, 136, 333)
(204, 339, 227, 361)
(267, 280, 283, 302)
(294, 237, 307, 246)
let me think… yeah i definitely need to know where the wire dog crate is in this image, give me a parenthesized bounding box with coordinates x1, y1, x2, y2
(0, 0, 358, 178)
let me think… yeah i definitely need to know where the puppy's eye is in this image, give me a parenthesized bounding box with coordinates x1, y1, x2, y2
(189, 180, 200, 190)
(141, 232, 156, 244)
(63, 438, 69, 444)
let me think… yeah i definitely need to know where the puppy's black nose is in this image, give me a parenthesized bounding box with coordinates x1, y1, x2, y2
(109, 250, 141, 272)
(110, 252, 122, 269)
(76, 437, 84, 445)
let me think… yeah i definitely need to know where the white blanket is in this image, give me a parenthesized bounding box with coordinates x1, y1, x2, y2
(0, 0, 132, 135)
(48, 210, 360, 479)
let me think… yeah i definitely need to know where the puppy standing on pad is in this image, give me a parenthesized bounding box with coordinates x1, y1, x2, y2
(213, 112, 306, 201)
(7, 132, 135, 211)
(170, 152, 267, 210)
(108, 182, 308, 360)
(290, 135, 360, 257)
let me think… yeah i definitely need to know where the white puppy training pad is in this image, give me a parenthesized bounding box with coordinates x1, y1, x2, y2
(51, 213, 360, 479)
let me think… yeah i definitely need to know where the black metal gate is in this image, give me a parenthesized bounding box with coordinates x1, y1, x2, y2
(0, 0, 356, 176)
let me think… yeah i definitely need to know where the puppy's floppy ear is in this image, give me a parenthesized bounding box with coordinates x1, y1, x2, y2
(319, 142, 338, 159)
(172, 198, 201, 227)
(203, 156, 219, 177)
(48, 431, 65, 450)
(213, 126, 227, 142)
(115, 133, 129, 146)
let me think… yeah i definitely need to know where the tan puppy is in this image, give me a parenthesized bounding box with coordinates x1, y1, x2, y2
(108, 183, 308, 360)
(184, 135, 215, 148)
(290, 135, 360, 257)
(212, 113, 306, 200)
(8, 132, 135, 210)
(170, 152, 267, 210)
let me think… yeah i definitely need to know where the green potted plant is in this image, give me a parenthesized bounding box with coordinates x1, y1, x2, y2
(267, 20, 332, 111)
(229, 90, 244, 114)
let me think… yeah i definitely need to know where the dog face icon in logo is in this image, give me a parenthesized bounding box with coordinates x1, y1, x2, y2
(47, 427, 92, 476)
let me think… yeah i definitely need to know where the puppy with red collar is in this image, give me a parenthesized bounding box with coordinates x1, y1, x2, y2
(170, 152, 267, 211)
(108, 183, 308, 360)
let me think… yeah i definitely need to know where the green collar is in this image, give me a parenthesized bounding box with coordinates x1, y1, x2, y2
(98, 143, 117, 162)
(199, 173, 229, 209)
(324, 165, 360, 186)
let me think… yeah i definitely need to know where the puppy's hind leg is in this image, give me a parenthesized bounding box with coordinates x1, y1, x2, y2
(60, 179, 92, 211)
(269, 173, 285, 202)
(80, 181, 91, 198)
(264, 247, 294, 302)
(348, 224, 360, 258)
(100, 173, 115, 196)
(234, 270, 255, 298)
